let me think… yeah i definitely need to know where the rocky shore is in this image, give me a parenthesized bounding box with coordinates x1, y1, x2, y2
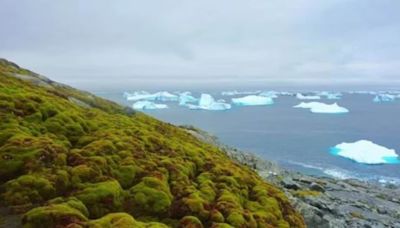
(183, 126, 400, 228)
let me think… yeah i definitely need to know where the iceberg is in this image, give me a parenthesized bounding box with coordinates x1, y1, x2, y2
(221, 90, 261, 96)
(132, 101, 168, 110)
(373, 94, 396, 103)
(317, 91, 342, 100)
(258, 91, 279, 98)
(177, 91, 198, 105)
(296, 93, 321, 100)
(188, 94, 231, 110)
(231, 95, 274, 106)
(294, 102, 349, 113)
(125, 91, 178, 101)
(330, 140, 399, 164)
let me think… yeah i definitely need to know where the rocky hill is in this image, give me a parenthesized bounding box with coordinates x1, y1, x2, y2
(0, 59, 305, 227)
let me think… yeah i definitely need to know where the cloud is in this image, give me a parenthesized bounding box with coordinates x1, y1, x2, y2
(0, 0, 399, 89)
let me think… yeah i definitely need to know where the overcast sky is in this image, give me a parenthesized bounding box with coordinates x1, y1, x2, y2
(1, 0, 400, 89)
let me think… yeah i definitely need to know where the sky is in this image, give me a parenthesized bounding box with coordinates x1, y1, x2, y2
(1, 0, 400, 89)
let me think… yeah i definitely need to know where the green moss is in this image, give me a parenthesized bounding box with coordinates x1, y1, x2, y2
(22, 202, 88, 228)
(2, 174, 55, 206)
(179, 216, 203, 228)
(127, 177, 172, 216)
(75, 180, 123, 218)
(226, 211, 245, 227)
(210, 223, 234, 228)
(293, 190, 321, 198)
(87, 213, 168, 228)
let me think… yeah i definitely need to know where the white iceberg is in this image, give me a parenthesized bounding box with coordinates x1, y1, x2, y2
(221, 90, 261, 96)
(178, 91, 198, 105)
(294, 102, 349, 113)
(373, 94, 396, 103)
(132, 101, 168, 110)
(125, 91, 178, 101)
(188, 94, 231, 110)
(317, 91, 342, 100)
(296, 93, 321, 100)
(330, 140, 399, 164)
(258, 91, 279, 98)
(231, 95, 274, 106)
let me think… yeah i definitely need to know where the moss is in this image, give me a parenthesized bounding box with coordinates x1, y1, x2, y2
(2, 174, 55, 206)
(179, 216, 203, 228)
(75, 180, 123, 218)
(349, 211, 364, 219)
(87, 213, 168, 228)
(293, 190, 321, 198)
(226, 211, 245, 227)
(210, 223, 234, 228)
(22, 202, 88, 228)
(127, 177, 172, 216)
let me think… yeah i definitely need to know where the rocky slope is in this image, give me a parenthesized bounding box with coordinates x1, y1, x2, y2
(0, 58, 305, 227)
(184, 126, 400, 228)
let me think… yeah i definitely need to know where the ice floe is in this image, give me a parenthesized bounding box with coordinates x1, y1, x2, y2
(188, 94, 231, 110)
(132, 101, 168, 110)
(221, 90, 261, 96)
(330, 140, 399, 164)
(125, 91, 178, 101)
(296, 93, 321, 100)
(231, 95, 274, 106)
(177, 91, 198, 105)
(294, 102, 349, 113)
(316, 91, 342, 100)
(373, 94, 396, 103)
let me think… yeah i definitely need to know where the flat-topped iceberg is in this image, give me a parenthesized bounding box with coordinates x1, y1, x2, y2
(330, 140, 399, 164)
(232, 95, 274, 106)
(178, 91, 198, 105)
(221, 90, 261, 96)
(188, 93, 231, 110)
(316, 91, 342, 100)
(132, 101, 168, 110)
(294, 102, 349, 113)
(296, 93, 321, 100)
(373, 94, 396, 103)
(125, 91, 178, 101)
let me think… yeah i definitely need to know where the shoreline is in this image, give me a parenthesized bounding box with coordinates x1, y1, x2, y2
(182, 125, 400, 227)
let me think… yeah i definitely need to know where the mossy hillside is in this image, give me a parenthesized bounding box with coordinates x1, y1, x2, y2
(0, 59, 305, 227)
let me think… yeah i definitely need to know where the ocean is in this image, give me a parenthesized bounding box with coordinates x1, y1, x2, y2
(94, 88, 400, 185)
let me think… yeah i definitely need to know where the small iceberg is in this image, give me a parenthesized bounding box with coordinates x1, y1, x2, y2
(373, 94, 396, 103)
(232, 95, 274, 106)
(221, 90, 261, 96)
(188, 94, 231, 111)
(296, 93, 321, 100)
(294, 102, 349, 113)
(317, 91, 342, 100)
(132, 101, 168, 110)
(125, 91, 178, 101)
(330, 140, 399, 164)
(258, 91, 279, 98)
(178, 91, 198, 105)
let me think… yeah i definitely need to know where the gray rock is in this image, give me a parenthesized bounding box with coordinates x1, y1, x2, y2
(310, 182, 325, 192)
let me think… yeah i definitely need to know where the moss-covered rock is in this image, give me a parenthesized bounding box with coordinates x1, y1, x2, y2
(22, 201, 88, 228)
(87, 213, 168, 228)
(75, 180, 123, 218)
(179, 216, 204, 228)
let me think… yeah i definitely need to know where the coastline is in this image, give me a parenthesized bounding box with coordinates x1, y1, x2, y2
(182, 125, 400, 227)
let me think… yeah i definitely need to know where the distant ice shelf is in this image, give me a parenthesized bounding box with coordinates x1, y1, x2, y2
(294, 102, 349, 113)
(132, 101, 168, 110)
(330, 140, 399, 164)
(188, 93, 231, 110)
(231, 95, 274, 106)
